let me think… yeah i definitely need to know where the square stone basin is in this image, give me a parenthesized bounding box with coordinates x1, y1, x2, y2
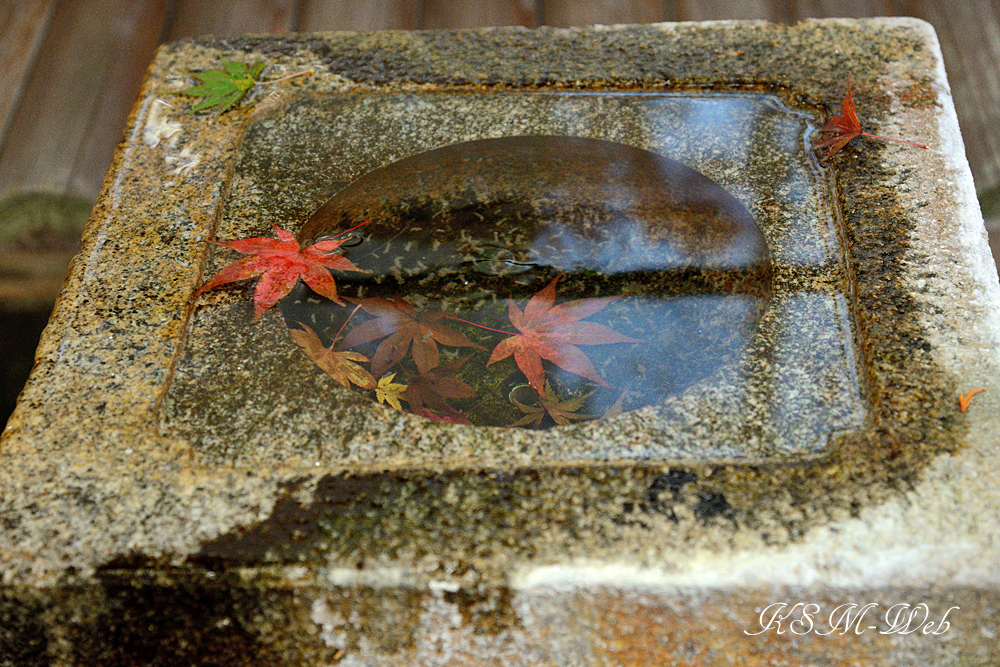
(2, 18, 999, 665)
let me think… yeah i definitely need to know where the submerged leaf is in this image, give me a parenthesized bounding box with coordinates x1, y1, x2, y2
(403, 357, 476, 418)
(487, 275, 641, 394)
(291, 324, 376, 390)
(342, 297, 484, 376)
(510, 381, 596, 428)
(412, 407, 473, 425)
(602, 392, 627, 420)
(376, 373, 408, 411)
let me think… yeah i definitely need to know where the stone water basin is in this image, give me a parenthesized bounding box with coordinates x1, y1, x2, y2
(4, 21, 997, 665)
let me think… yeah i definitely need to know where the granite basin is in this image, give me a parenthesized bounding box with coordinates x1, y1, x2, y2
(2, 18, 999, 666)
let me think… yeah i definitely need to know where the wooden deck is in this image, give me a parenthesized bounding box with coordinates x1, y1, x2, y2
(1, 0, 998, 275)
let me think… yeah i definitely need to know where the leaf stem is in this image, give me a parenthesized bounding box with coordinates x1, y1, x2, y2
(255, 68, 315, 86)
(334, 220, 372, 238)
(860, 132, 928, 149)
(333, 303, 363, 348)
(442, 314, 516, 336)
(312, 220, 372, 252)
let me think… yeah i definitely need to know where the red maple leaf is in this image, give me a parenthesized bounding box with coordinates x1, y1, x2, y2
(412, 407, 473, 425)
(341, 297, 484, 377)
(487, 276, 641, 394)
(812, 83, 928, 159)
(194, 224, 368, 320)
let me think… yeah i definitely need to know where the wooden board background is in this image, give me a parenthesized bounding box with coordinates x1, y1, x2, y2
(0, 0, 998, 253)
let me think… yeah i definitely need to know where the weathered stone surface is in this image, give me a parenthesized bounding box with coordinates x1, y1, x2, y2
(2, 18, 999, 665)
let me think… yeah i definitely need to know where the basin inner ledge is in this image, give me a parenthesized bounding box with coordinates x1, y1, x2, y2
(161, 90, 866, 465)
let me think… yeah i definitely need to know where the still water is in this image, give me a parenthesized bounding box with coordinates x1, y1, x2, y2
(282, 135, 772, 428)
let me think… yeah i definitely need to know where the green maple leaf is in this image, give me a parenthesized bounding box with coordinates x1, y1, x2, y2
(179, 60, 266, 113)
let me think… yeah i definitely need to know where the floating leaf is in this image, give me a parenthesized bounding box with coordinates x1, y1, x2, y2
(195, 224, 368, 320)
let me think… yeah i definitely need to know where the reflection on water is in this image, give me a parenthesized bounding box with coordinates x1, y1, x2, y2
(283, 136, 772, 428)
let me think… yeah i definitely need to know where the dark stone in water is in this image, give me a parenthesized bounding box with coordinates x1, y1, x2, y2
(283, 135, 772, 428)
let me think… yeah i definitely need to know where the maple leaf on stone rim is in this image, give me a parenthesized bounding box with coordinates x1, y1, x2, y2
(178, 61, 313, 115)
(194, 224, 368, 320)
(812, 83, 928, 159)
(179, 60, 266, 114)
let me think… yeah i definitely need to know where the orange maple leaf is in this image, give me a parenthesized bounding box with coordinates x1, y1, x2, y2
(812, 83, 928, 159)
(958, 388, 985, 413)
(341, 297, 484, 377)
(487, 275, 641, 394)
(290, 324, 376, 390)
(195, 224, 368, 320)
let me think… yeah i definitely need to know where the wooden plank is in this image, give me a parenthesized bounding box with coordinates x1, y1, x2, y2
(296, 0, 421, 31)
(69, 1, 174, 199)
(671, 0, 774, 22)
(164, 0, 299, 39)
(422, 0, 538, 29)
(791, 0, 895, 20)
(0, 0, 57, 149)
(540, 0, 667, 27)
(631, 0, 1000, 213)
(0, 0, 169, 201)
(906, 0, 1000, 206)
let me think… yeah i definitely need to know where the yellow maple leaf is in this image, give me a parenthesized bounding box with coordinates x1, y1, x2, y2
(376, 373, 408, 411)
